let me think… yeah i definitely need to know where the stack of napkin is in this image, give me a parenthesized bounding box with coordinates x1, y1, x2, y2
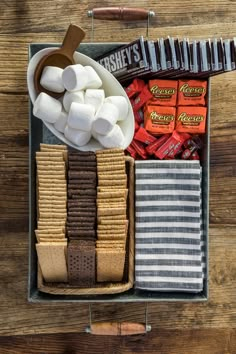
(135, 160, 203, 292)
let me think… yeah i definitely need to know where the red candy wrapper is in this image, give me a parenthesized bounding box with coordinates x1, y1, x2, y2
(146, 134, 171, 155)
(126, 145, 137, 159)
(125, 79, 146, 98)
(167, 133, 191, 158)
(134, 109, 143, 125)
(155, 131, 185, 160)
(134, 127, 157, 145)
(132, 85, 153, 112)
(131, 140, 148, 159)
(181, 148, 194, 160)
(190, 151, 200, 160)
(135, 120, 140, 132)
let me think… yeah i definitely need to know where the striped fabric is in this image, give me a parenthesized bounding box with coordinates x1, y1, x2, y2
(135, 160, 203, 292)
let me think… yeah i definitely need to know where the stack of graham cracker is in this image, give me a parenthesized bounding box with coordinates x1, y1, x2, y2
(66, 150, 97, 286)
(35, 144, 68, 283)
(96, 148, 128, 282)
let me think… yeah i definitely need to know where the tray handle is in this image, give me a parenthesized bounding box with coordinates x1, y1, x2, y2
(87, 7, 155, 21)
(85, 303, 151, 336)
(87, 7, 155, 40)
(86, 322, 151, 336)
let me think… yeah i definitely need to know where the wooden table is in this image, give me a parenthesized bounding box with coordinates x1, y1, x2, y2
(0, 0, 235, 352)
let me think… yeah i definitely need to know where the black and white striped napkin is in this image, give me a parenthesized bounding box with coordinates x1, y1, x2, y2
(135, 160, 203, 292)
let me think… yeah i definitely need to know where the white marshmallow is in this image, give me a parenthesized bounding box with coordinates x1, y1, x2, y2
(54, 110, 68, 133)
(96, 124, 125, 148)
(40, 66, 64, 93)
(84, 66, 102, 89)
(93, 102, 119, 135)
(62, 64, 88, 91)
(104, 96, 129, 121)
(33, 92, 62, 124)
(91, 126, 99, 140)
(63, 91, 84, 112)
(84, 89, 105, 113)
(64, 125, 91, 146)
(68, 102, 95, 132)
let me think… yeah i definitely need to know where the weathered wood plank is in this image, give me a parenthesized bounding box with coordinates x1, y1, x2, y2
(0, 329, 235, 354)
(0, 0, 235, 34)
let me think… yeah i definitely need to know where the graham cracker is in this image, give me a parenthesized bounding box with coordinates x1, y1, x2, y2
(97, 165, 125, 172)
(97, 202, 126, 209)
(97, 197, 126, 205)
(38, 176, 66, 181)
(40, 143, 67, 151)
(36, 243, 68, 282)
(98, 179, 127, 187)
(97, 233, 126, 240)
(38, 238, 67, 243)
(39, 212, 67, 219)
(35, 228, 64, 235)
(98, 219, 127, 226)
(97, 208, 126, 216)
(37, 171, 66, 177)
(96, 249, 125, 282)
(96, 148, 124, 155)
(98, 214, 127, 220)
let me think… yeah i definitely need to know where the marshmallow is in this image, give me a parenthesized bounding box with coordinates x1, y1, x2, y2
(96, 124, 125, 148)
(62, 64, 88, 91)
(84, 66, 102, 89)
(93, 102, 119, 135)
(63, 90, 84, 112)
(104, 96, 129, 121)
(68, 102, 95, 132)
(33, 92, 62, 124)
(54, 110, 68, 133)
(64, 125, 91, 146)
(91, 126, 99, 140)
(84, 89, 105, 113)
(40, 66, 64, 93)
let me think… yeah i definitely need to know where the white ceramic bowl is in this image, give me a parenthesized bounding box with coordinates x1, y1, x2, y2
(27, 48, 134, 151)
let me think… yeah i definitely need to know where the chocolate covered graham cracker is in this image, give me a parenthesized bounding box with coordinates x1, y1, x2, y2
(67, 150, 97, 285)
(67, 241, 95, 286)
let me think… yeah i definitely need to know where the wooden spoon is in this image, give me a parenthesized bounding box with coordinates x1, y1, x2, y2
(34, 24, 85, 98)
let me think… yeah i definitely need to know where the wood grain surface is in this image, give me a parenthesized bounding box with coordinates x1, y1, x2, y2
(0, 0, 235, 352)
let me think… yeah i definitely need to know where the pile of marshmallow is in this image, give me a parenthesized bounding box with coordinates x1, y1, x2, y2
(33, 64, 129, 147)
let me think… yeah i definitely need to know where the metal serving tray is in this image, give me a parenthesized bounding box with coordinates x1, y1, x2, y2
(28, 43, 209, 303)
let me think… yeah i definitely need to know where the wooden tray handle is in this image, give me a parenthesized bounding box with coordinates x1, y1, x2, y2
(88, 7, 155, 21)
(86, 322, 151, 335)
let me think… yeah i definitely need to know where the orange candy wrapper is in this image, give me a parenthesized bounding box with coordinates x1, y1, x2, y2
(176, 106, 207, 134)
(149, 80, 178, 106)
(178, 80, 207, 106)
(144, 105, 176, 135)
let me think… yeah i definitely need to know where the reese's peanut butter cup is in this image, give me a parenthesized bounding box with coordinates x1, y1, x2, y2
(178, 80, 207, 106)
(149, 79, 178, 106)
(144, 105, 176, 135)
(176, 106, 207, 134)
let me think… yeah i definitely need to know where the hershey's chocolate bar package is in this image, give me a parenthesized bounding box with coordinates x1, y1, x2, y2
(96, 36, 236, 83)
(95, 37, 148, 78)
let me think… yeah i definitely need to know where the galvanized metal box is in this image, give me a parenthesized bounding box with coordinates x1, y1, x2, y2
(28, 43, 209, 303)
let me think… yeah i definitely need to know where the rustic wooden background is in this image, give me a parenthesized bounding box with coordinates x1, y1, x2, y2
(0, 0, 235, 353)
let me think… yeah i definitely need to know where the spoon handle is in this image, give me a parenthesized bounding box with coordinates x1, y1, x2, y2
(61, 24, 85, 58)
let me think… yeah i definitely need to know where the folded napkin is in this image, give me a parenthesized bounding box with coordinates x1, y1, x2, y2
(135, 160, 203, 292)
